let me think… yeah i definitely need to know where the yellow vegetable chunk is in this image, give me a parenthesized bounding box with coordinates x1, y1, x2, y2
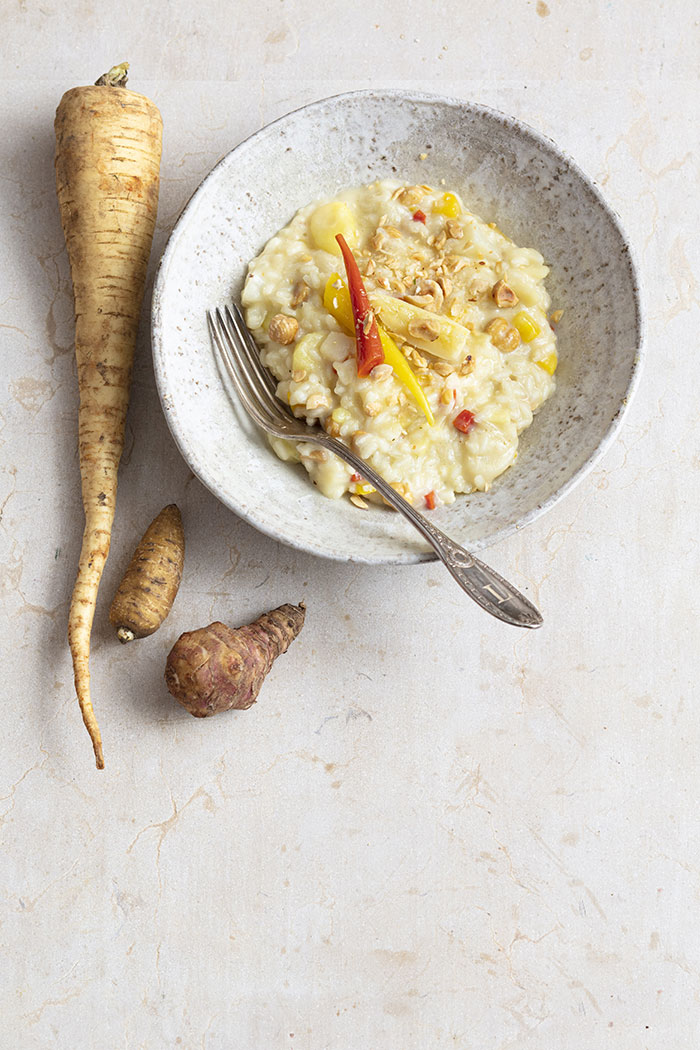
(269, 435, 301, 462)
(292, 332, 325, 373)
(370, 292, 470, 365)
(504, 273, 541, 308)
(487, 406, 511, 428)
(536, 350, 558, 375)
(433, 192, 461, 218)
(331, 406, 352, 427)
(512, 310, 542, 343)
(309, 201, 359, 255)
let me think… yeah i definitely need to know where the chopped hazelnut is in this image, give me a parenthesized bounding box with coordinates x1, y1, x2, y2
(491, 279, 519, 308)
(433, 361, 454, 377)
(485, 317, 521, 352)
(305, 447, 328, 462)
(398, 185, 425, 207)
(370, 229, 387, 251)
(467, 273, 492, 301)
(408, 317, 440, 342)
(306, 393, 329, 411)
(268, 314, 299, 345)
(290, 279, 310, 307)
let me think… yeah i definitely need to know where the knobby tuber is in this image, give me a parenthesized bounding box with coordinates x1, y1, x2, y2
(56, 62, 163, 767)
(110, 504, 185, 643)
(164, 603, 306, 717)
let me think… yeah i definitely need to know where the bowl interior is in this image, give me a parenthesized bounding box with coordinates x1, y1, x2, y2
(152, 91, 642, 563)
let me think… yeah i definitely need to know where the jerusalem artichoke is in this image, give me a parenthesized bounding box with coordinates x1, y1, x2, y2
(165, 603, 306, 717)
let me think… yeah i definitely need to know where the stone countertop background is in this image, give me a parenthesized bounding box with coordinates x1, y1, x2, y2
(2, 2, 699, 1047)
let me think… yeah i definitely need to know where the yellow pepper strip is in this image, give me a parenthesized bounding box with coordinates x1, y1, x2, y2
(378, 329, 435, 425)
(512, 310, 541, 343)
(323, 273, 354, 331)
(323, 274, 434, 425)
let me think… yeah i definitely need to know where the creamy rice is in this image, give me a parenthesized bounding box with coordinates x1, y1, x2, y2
(241, 180, 558, 509)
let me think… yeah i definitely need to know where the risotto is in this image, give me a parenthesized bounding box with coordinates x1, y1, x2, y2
(241, 180, 558, 510)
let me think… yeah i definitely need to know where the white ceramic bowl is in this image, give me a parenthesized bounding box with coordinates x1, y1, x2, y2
(152, 90, 643, 564)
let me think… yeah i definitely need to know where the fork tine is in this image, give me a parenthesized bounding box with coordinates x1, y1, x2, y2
(225, 303, 280, 403)
(207, 310, 274, 433)
(207, 310, 258, 418)
(216, 307, 285, 424)
(220, 305, 288, 419)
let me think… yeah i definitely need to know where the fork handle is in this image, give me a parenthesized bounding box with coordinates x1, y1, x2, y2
(322, 437, 542, 628)
(419, 527, 543, 628)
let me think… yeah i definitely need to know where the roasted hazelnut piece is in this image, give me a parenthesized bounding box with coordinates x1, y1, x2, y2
(491, 279, 519, 308)
(485, 317, 521, 352)
(268, 314, 299, 345)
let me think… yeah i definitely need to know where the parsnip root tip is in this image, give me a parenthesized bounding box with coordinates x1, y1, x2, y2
(94, 740, 105, 770)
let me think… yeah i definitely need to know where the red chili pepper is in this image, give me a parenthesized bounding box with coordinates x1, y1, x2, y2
(424, 490, 436, 510)
(453, 409, 476, 434)
(412, 210, 426, 224)
(335, 234, 385, 377)
(350, 473, 362, 483)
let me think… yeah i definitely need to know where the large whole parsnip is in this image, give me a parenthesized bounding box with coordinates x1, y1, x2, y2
(54, 64, 163, 768)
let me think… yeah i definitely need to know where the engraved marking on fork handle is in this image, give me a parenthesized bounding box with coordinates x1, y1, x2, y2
(481, 583, 511, 605)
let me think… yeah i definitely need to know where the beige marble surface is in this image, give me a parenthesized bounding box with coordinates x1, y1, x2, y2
(2, 2, 699, 1047)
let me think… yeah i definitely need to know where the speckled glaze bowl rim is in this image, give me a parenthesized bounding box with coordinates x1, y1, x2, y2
(151, 88, 645, 564)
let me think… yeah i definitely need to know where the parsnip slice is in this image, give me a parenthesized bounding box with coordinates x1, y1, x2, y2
(370, 293, 471, 364)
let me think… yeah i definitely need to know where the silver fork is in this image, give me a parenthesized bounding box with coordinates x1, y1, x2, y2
(207, 303, 543, 629)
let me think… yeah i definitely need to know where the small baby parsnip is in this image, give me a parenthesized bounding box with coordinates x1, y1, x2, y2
(109, 504, 185, 643)
(164, 603, 306, 717)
